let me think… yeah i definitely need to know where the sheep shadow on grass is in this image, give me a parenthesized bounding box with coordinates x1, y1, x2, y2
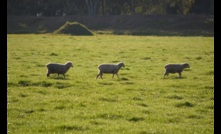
(119, 77, 129, 81)
(49, 76, 71, 80)
(162, 76, 187, 79)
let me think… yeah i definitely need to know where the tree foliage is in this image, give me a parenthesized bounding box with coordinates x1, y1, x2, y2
(7, 0, 214, 16)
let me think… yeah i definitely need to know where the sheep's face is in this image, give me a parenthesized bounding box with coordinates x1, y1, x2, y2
(66, 62, 73, 67)
(183, 63, 190, 68)
(119, 62, 125, 67)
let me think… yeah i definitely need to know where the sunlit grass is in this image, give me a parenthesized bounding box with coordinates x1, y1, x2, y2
(7, 34, 213, 134)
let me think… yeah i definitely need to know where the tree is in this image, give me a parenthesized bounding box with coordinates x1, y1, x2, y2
(7, 0, 213, 16)
(85, 0, 100, 15)
(166, 0, 195, 15)
(190, 0, 214, 14)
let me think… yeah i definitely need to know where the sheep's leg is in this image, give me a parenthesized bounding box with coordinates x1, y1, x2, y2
(112, 74, 115, 79)
(46, 70, 50, 77)
(100, 73, 103, 79)
(164, 71, 169, 77)
(116, 73, 119, 79)
(178, 72, 182, 78)
(63, 74, 65, 78)
(96, 73, 100, 79)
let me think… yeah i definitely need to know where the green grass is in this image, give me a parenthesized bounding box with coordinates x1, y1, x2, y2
(7, 34, 214, 134)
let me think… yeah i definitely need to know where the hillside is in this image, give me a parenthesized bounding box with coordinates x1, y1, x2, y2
(7, 15, 214, 36)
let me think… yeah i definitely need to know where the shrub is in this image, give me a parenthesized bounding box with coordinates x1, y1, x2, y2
(54, 21, 93, 36)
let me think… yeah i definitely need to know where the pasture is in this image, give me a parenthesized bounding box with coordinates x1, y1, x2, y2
(7, 34, 214, 133)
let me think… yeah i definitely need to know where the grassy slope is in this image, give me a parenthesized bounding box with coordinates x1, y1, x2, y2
(7, 15, 214, 36)
(7, 34, 214, 133)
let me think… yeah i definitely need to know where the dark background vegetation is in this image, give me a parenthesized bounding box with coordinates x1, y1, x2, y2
(7, 0, 214, 16)
(7, 0, 214, 36)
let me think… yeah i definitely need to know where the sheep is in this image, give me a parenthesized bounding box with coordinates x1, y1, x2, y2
(46, 61, 73, 78)
(164, 63, 190, 78)
(96, 62, 125, 79)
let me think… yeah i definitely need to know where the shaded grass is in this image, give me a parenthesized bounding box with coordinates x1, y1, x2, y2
(16, 80, 53, 87)
(56, 124, 89, 131)
(9, 80, 73, 89)
(128, 117, 145, 122)
(167, 95, 183, 100)
(175, 101, 195, 108)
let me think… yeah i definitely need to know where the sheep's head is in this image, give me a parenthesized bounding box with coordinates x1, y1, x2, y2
(118, 62, 125, 68)
(183, 63, 190, 68)
(66, 62, 73, 67)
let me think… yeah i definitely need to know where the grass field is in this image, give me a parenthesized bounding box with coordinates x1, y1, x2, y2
(7, 34, 214, 134)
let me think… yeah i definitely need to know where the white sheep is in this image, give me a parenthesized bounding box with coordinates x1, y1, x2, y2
(164, 63, 190, 78)
(46, 61, 73, 78)
(96, 62, 125, 79)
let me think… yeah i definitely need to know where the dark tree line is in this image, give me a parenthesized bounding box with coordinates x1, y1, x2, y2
(7, 0, 214, 16)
